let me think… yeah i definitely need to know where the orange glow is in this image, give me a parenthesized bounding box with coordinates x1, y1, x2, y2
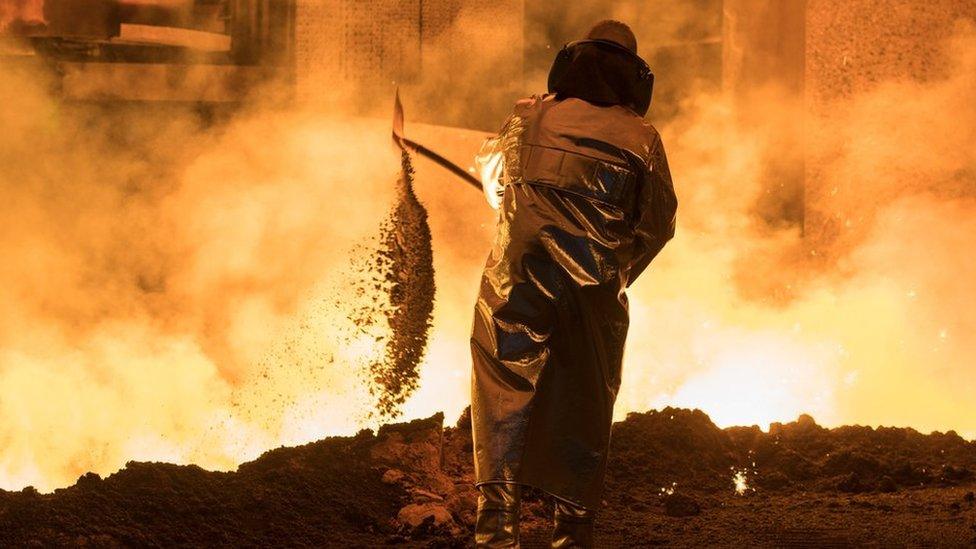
(1, 7, 975, 495)
(0, 1, 44, 29)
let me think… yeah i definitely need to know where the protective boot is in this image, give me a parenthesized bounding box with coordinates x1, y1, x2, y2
(475, 482, 521, 548)
(551, 497, 594, 548)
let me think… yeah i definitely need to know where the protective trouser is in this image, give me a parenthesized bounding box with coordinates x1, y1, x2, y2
(475, 482, 521, 548)
(551, 497, 595, 548)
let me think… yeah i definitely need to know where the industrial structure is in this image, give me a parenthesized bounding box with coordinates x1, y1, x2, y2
(0, 0, 525, 126)
(2, 0, 973, 230)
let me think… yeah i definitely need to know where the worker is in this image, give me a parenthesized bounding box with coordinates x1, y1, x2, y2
(470, 20, 678, 548)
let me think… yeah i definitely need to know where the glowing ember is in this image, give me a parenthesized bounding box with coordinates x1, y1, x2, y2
(733, 469, 750, 496)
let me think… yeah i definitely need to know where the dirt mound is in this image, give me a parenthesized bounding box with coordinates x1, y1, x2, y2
(0, 431, 403, 546)
(2, 409, 974, 547)
(603, 407, 976, 497)
(0, 414, 463, 547)
(734, 414, 976, 493)
(606, 407, 739, 495)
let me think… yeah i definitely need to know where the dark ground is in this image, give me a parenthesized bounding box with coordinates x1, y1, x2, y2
(2, 408, 975, 547)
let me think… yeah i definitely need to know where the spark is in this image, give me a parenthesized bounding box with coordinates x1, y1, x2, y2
(732, 469, 750, 495)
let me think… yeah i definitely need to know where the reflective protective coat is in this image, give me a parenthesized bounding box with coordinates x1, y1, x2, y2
(471, 94, 677, 508)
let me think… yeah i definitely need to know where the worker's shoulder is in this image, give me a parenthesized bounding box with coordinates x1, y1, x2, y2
(609, 107, 662, 150)
(511, 94, 553, 116)
(639, 119, 663, 143)
(605, 103, 658, 134)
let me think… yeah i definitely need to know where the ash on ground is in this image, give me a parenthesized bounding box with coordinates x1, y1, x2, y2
(348, 150, 435, 420)
(4, 408, 975, 547)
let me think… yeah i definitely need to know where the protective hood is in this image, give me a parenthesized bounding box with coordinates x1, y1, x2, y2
(547, 39, 654, 117)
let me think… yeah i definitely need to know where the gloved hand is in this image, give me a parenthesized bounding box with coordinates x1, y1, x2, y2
(475, 147, 505, 210)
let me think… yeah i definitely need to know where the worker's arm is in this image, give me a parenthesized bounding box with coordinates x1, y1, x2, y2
(474, 100, 532, 209)
(627, 135, 677, 286)
(475, 133, 506, 209)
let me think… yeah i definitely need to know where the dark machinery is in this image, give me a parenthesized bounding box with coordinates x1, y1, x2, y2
(2, 0, 295, 103)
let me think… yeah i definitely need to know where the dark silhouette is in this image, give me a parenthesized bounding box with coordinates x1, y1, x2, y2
(470, 19, 678, 548)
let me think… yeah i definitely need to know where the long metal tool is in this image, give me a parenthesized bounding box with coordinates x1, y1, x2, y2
(392, 89, 483, 191)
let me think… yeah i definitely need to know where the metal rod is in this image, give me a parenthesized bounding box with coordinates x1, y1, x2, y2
(393, 89, 483, 191)
(403, 138, 482, 190)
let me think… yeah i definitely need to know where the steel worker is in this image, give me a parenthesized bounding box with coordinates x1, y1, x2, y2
(470, 20, 678, 548)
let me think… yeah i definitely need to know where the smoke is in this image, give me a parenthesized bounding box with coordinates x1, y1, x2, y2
(0, 56, 405, 490)
(1, 2, 975, 495)
(398, 17, 976, 445)
(614, 25, 976, 434)
(0, 0, 43, 29)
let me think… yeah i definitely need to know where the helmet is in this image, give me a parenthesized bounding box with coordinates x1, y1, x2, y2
(547, 22, 655, 116)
